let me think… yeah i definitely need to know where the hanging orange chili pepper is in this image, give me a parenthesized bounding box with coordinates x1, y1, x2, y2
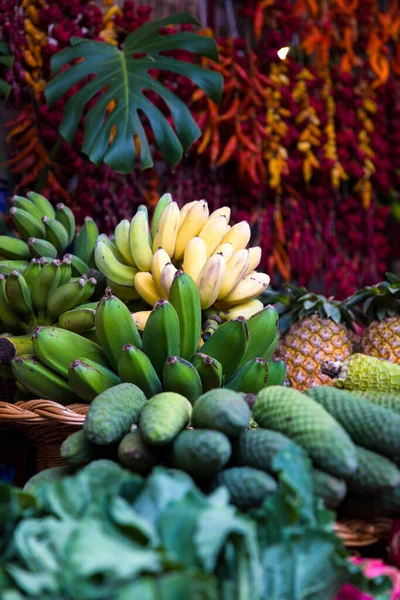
(216, 135, 238, 166)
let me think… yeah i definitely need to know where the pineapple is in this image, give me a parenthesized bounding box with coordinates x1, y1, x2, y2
(262, 285, 358, 391)
(349, 273, 400, 364)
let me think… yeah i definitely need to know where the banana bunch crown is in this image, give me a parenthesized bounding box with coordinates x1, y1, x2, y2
(94, 194, 270, 312)
(0, 192, 99, 280)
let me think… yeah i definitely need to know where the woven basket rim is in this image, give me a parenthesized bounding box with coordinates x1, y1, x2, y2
(0, 399, 88, 425)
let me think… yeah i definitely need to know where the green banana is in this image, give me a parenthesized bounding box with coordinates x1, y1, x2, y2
(31, 260, 61, 319)
(142, 299, 180, 379)
(59, 307, 96, 333)
(118, 344, 162, 398)
(21, 259, 41, 291)
(0, 275, 22, 331)
(169, 271, 201, 360)
(262, 332, 279, 360)
(41, 216, 69, 252)
(5, 270, 34, 316)
(266, 358, 287, 386)
(106, 278, 140, 300)
(94, 236, 137, 287)
(163, 356, 203, 404)
(12, 195, 45, 223)
(81, 328, 100, 344)
(27, 191, 56, 218)
(11, 354, 79, 403)
(46, 277, 96, 320)
(10, 206, 46, 240)
(55, 203, 75, 245)
(28, 237, 58, 259)
(0, 235, 30, 260)
(151, 193, 172, 239)
(200, 317, 249, 382)
(0, 260, 29, 276)
(58, 255, 72, 286)
(95, 288, 142, 370)
(202, 313, 221, 341)
(0, 334, 34, 362)
(73, 217, 99, 265)
(68, 357, 120, 402)
(190, 352, 223, 392)
(238, 305, 279, 368)
(33, 326, 109, 377)
(114, 219, 135, 266)
(225, 357, 268, 394)
(68, 254, 89, 277)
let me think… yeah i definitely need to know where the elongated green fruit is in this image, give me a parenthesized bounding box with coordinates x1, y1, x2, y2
(151, 192, 172, 239)
(212, 467, 277, 509)
(94, 237, 137, 287)
(59, 307, 96, 333)
(311, 470, 347, 510)
(81, 328, 100, 344)
(352, 390, 400, 414)
(12, 195, 44, 223)
(58, 255, 72, 286)
(234, 428, 295, 472)
(140, 391, 192, 445)
(33, 326, 109, 377)
(21, 259, 41, 291)
(27, 191, 55, 218)
(106, 278, 140, 300)
(118, 430, 157, 473)
(169, 271, 201, 360)
(66, 253, 89, 277)
(0, 235, 30, 260)
(60, 430, 96, 465)
(41, 216, 69, 253)
(0, 334, 34, 362)
(95, 288, 142, 371)
(200, 317, 249, 382)
(10, 206, 45, 241)
(163, 356, 203, 404)
(0, 260, 29, 276)
(137, 204, 153, 246)
(31, 260, 61, 316)
(55, 203, 75, 244)
(68, 358, 120, 402)
(322, 353, 400, 393)
(191, 389, 250, 438)
(190, 352, 223, 392)
(114, 219, 135, 266)
(11, 354, 79, 403)
(46, 277, 95, 320)
(118, 344, 162, 398)
(28, 237, 58, 259)
(171, 429, 231, 477)
(0, 275, 22, 330)
(238, 305, 279, 368)
(225, 357, 268, 394)
(142, 299, 180, 379)
(346, 446, 400, 492)
(74, 217, 99, 265)
(5, 270, 34, 315)
(266, 358, 287, 386)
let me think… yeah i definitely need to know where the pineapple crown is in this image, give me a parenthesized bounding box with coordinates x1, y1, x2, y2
(262, 284, 359, 335)
(346, 272, 400, 323)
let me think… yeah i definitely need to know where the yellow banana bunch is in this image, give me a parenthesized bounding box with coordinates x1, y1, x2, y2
(94, 195, 270, 313)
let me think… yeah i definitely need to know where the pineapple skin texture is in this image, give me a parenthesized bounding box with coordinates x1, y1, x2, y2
(361, 316, 400, 364)
(277, 315, 353, 391)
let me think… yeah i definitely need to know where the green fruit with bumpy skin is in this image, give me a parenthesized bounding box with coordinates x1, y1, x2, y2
(60, 430, 96, 465)
(191, 389, 250, 438)
(346, 446, 400, 492)
(117, 430, 157, 473)
(169, 271, 201, 360)
(84, 383, 147, 445)
(28, 237, 58, 259)
(33, 326, 109, 377)
(118, 344, 162, 398)
(253, 386, 358, 477)
(351, 390, 400, 415)
(311, 470, 347, 509)
(140, 392, 192, 446)
(200, 317, 249, 382)
(0, 235, 30, 260)
(11, 354, 79, 404)
(238, 305, 279, 368)
(190, 352, 223, 392)
(171, 429, 231, 477)
(163, 356, 203, 404)
(306, 386, 400, 457)
(322, 353, 400, 393)
(59, 307, 96, 333)
(213, 467, 277, 509)
(68, 358, 121, 402)
(95, 288, 142, 371)
(224, 357, 268, 394)
(234, 428, 295, 472)
(55, 203, 75, 245)
(142, 299, 180, 379)
(27, 191, 56, 218)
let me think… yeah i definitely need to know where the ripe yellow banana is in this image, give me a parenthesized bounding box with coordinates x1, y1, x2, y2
(183, 236, 207, 283)
(197, 253, 226, 309)
(179, 200, 198, 226)
(160, 262, 177, 298)
(129, 210, 153, 271)
(223, 271, 270, 304)
(209, 207, 231, 221)
(219, 299, 264, 321)
(152, 201, 180, 258)
(247, 246, 262, 274)
(134, 272, 161, 306)
(217, 249, 250, 299)
(174, 200, 209, 261)
(220, 220, 251, 251)
(151, 248, 171, 296)
(212, 242, 235, 261)
(114, 219, 136, 266)
(132, 310, 151, 331)
(198, 215, 229, 257)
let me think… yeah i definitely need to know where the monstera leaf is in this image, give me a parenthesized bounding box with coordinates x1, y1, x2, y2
(45, 13, 222, 173)
(0, 41, 14, 100)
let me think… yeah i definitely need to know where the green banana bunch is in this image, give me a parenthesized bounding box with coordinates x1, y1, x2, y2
(68, 358, 120, 402)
